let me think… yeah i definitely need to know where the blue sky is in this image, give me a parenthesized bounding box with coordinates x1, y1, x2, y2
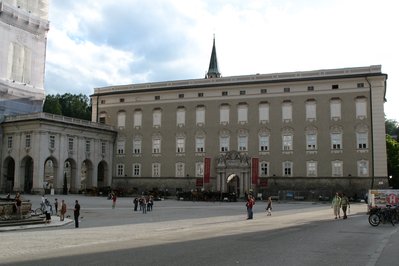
(46, 0, 399, 120)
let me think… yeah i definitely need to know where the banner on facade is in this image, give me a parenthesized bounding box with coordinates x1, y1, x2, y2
(251, 157, 259, 184)
(259, 178, 268, 188)
(203, 157, 211, 183)
(196, 178, 203, 187)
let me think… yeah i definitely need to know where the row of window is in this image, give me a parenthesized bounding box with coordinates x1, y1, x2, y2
(116, 159, 369, 178)
(109, 97, 367, 128)
(6, 135, 108, 155)
(117, 130, 369, 155)
(102, 82, 366, 105)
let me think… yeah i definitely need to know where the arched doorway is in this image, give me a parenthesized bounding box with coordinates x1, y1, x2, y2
(44, 157, 58, 192)
(227, 173, 240, 196)
(3, 157, 15, 193)
(80, 160, 93, 190)
(21, 156, 33, 193)
(97, 161, 108, 188)
(64, 159, 76, 193)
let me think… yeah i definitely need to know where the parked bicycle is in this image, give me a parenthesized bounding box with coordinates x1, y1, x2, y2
(34, 199, 53, 215)
(368, 205, 399, 226)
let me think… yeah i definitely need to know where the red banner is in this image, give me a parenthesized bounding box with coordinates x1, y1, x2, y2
(204, 157, 211, 183)
(252, 157, 259, 184)
(196, 178, 203, 187)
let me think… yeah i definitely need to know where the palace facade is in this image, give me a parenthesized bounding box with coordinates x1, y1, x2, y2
(91, 40, 388, 198)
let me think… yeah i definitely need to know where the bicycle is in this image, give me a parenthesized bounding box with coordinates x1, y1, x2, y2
(34, 201, 54, 215)
(368, 205, 399, 226)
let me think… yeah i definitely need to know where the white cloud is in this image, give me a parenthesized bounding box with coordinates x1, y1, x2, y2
(45, 0, 399, 120)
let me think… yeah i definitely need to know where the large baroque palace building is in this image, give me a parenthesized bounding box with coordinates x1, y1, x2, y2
(91, 39, 388, 198)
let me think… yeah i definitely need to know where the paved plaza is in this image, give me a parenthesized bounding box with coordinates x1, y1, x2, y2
(0, 193, 372, 265)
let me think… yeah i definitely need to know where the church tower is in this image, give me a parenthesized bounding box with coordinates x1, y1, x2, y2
(205, 36, 221, 79)
(0, 0, 49, 116)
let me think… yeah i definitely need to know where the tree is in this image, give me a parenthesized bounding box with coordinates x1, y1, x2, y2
(386, 135, 399, 188)
(386, 119, 399, 137)
(43, 93, 92, 120)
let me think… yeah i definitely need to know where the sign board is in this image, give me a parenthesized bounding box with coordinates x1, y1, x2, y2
(368, 189, 399, 207)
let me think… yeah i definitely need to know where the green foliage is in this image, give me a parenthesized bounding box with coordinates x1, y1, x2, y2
(43, 93, 92, 121)
(386, 134, 399, 188)
(386, 119, 399, 136)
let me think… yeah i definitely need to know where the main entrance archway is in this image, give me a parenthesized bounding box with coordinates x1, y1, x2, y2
(2, 157, 15, 193)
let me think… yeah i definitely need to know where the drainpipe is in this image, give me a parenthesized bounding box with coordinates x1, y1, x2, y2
(365, 76, 375, 189)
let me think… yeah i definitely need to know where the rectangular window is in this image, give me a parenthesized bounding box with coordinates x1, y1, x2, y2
(284, 87, 290, 93)
(331, 133, 342, 149)
(358, 160, 369, 176)
(133, 139, 142, 154)
(117, 140, 125, 154)
(133, 164, 141, 177)
(196, 106, 205, 125)
(306, 101, 316, 120)
(25, 134, 31, 148)
(238, 105, 248, 123)
(117, 164, 124, 177)
(283, 135, 293, 151)
(238, 136, 248, 151)
(7, 136, 13, 149)
(260, 89, 267, 94)
(282, 102, 292, 121)
(240, 90, 246, 95)
(68, 137, 74, 151)
(153, 139, 161, 154)
(259, 103, 269, 123)
(220, 105, 229, 124)
(283, 161, 293, 176)
(260, 162, 269, 176)
(177, 108, 185, 126)
(134, 110, 142, 127)
(332, 161, 343, 176)
(357, 83, 364, 88)
(101, 141, 106, 154)
(119, 98, 125, 103)
(259, 135, 269, 151)
(178, 94, 184, 98)
(99, 117, 106, 124)
(152, 163, 161, 177)
(100, 100, 105, 104)
(49, 135, 55, 149)
(198, 92, 204, 97)
(85, 140, 91, 153)
(306, 134, 317, 150)
(222, 91, 228, 96)
(176, 138, 185, 153)
(196, 137, 205, 152)
(332, 84, 339, 89)
(307, 86, 314, 91)
(357, 132, 368, 149)
(307, 161, 317, 177)
(330, 101, 341, 119)
(153, 110, 162, 127)
(155, 95, 160, 100)
(220, 136, 229, 152)
(176, 163, 185, 177)
(356, 99, 367, 119)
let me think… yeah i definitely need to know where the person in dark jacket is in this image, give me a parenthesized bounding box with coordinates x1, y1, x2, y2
(74, 200, 81, 228)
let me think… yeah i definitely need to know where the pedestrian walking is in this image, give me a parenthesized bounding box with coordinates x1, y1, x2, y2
(111, 192, 117, 209)
(340, 193, 350, 219)
(45, 203, 52, 224)
(74, 200, 81, 228)
(14, 192, 22, 219)
(54, 198, 58, 216)
(60, 199, 67, 221)
(133, 197, 139, 211)
(246, 195, 255, 220)
(265, 196, 272, 216)
(141, 196, 147, 214)
(331, 192, 341, 219)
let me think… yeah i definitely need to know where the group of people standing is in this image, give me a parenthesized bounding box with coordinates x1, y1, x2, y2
(133, 196, 154, 213)
(245, 195, 273, 220)
(43, 196, 80, 228)
(331, 192, 350, 219)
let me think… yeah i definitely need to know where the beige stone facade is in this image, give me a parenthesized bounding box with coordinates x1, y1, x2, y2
(0, 113, 116, 194)
(91, 65, 389, 198)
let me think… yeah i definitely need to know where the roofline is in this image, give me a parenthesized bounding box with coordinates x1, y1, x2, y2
(91, 67, 387, 97)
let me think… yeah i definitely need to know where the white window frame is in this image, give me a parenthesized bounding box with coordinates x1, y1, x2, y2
(117, 111, 126, 128)
(306, 133, 317, 150)
(117, 140, 125, 155)
(134, 110, 142, 127)
(305, 100, 316, 121)
(332, 161, 343, 177)
(152, 163, 161, 177)
(282, 134, 293, 151)
(153, 109, 162, 127)
(176, 162, 185, 177)
(220, 105, 230, 124)
(330, 99, 341, 120)
(357, 132, 368, 149)
(196, 106, 205, 125)
(331, 133, 342, 150)
(176, 137, 185, 153)
(282, 101, 292, 122)
(196, 136, 205, 153)
(7, 136, 13, 149)
(238, 104, 248, 124)
(238, 135, 248, 151)
(133, 138, 142, 154)
(68, 137, 74, 151)
(49, 135, 55, 149)
(177, 107, 186, 126)
(117, 164, 124, 177)
(306, 161, 317, 177)
(220, 135, 230, 152)
(260, 161, 269, 177)
(152, 138, 161, 154)
(355, 98, 367, 119)
(283, 161, 293, 177)
(357, 160, 369, 176)
(259, 135, 269, 152)
(85, 140, 91, 153)
(25, 134, 31, 148)
(133, 163, 141, 177)
(259, 103, 269, 123)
